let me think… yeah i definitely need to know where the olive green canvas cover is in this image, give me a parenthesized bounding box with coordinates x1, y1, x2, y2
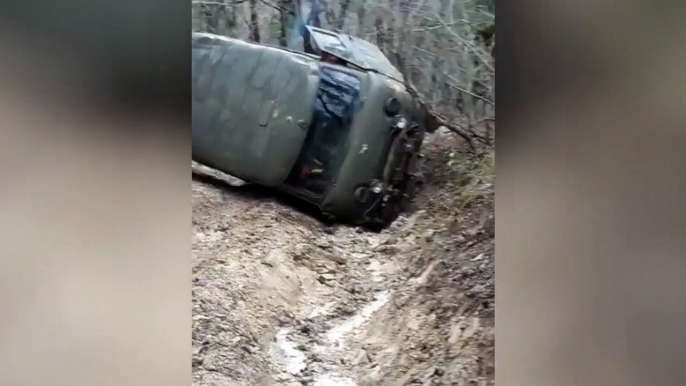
(192, 32, 321, 186)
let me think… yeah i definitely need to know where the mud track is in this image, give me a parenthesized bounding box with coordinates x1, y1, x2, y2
(192, 151, 494, 386)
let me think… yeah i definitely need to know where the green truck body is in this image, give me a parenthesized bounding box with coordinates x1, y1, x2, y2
(192, 27, 427, 228)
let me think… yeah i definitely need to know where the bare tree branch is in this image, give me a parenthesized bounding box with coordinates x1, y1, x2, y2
(258, 0, 295, 15)
(411, 19, 464, 32)
(192, 1, 246, 6)
(444, 74, 495, 106)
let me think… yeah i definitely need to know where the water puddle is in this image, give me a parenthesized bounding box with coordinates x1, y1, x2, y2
(272, 329, 307, 375)
(326, 291, 391, 347)
(313, 373, 358, 386)
(273, 291, 392, 386)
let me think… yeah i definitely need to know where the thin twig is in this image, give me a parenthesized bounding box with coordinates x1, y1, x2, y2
(411, 20, 464, 32)
(257, 0, 295, 15)
(192, 1, 245, 6)
(443, 120, 478, 152)
(444, 76, 495, 106)
(433, 15, 494, 73)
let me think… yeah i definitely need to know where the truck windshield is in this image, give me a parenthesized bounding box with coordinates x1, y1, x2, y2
(286, 67, 361, 196)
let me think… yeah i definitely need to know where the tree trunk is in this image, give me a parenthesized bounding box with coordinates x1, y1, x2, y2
(248, 0, 261, 42)
(337, 0, 351, 30)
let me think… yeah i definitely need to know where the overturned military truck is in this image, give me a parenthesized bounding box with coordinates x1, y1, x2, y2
(192, 26, 436, 228)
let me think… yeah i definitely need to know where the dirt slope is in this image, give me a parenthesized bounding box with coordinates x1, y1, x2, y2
(191, 133, 494, 386)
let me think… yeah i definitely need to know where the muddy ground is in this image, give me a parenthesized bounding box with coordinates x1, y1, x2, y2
(192, 132, 494, 386)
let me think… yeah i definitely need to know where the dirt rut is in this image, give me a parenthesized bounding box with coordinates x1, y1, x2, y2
(191, 158, 494, 386)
